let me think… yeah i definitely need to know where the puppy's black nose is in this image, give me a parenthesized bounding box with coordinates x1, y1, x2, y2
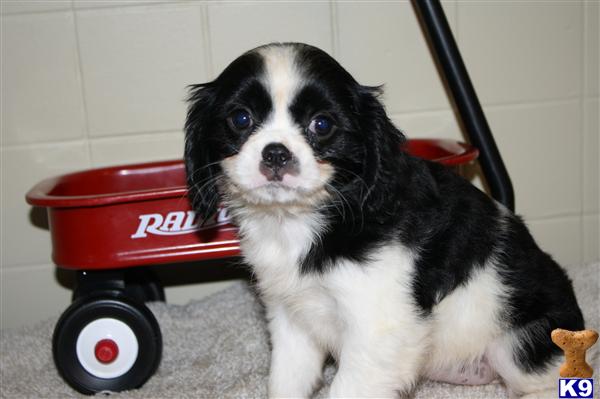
(262, 143, 291, 168)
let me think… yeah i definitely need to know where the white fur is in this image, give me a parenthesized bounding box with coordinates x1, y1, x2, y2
(325, 247, 428, 397)
(425, 263, 507, 385)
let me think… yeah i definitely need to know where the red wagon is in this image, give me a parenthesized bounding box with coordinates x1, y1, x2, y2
(26, 139, 478, 394)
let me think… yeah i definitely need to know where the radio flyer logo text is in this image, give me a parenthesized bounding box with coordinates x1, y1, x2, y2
(131, 208, 230, 238)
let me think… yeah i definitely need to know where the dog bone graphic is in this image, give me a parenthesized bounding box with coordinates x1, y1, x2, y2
(551, 328, 598, 378)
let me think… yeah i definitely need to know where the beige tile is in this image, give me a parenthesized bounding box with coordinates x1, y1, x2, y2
(583, 98, 599, 213)
(583, 214, 599, 263)
(486, 101, 581, 219)
(76, 4, 207, 136)
(585, 0, 599, 97)
(0, 264, 72, 329)
(73, 0, 166, 9)
(90, 131, 184, 167)
(1, 0, 72, 14)
(208, 1, 333, 75)
(336, 1, 456, 114)
(458, 1, 582, 105)
(1, 12, 85, 144)
(1, 142, 90, 268)
(391, 110, 464, 142)
(527, 216, 582, 267)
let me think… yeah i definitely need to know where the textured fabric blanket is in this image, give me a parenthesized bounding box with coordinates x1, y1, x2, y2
(1, 262, 598, 398)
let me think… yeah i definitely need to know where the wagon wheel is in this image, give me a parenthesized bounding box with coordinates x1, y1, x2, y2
(53, 293, 162, 394)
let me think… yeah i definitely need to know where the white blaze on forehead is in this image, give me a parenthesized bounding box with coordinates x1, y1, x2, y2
(258, 45, 302, 121)
(220, 44, 333, 206)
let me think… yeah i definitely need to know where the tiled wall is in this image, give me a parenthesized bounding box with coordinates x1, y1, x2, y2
(1, 0, 598, 329)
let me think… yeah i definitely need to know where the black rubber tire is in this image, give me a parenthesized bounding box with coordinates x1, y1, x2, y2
(53, 294, 162, 395)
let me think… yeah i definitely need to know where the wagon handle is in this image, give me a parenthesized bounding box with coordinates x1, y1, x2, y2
(413, 0, 515, 211)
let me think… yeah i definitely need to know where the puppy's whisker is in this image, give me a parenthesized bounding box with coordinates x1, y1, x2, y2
(324, 185, 350, 223)
(315, 176, 364, 230)
(179, 173, 223, 205)
(181, 174, 220, 198)
(186, 160, 223, 182)
(327, 178, 366, 232)
(178, 161, 225, 204)
(188, 174, 224, 213)
(332, 166, 370, 193)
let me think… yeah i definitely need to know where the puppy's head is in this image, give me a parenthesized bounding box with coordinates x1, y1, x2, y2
(185, 43, 404, 219)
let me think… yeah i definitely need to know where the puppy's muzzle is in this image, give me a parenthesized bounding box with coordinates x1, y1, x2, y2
(260, 142, 299, 181)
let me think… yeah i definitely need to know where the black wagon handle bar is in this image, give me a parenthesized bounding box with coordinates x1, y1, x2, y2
(412, 0, 515, 211)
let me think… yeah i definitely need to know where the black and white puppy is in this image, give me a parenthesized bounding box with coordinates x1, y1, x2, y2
(185, 43, 584, 398)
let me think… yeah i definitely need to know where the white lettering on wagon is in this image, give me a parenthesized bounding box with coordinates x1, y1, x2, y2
(131, 208, 231, 239)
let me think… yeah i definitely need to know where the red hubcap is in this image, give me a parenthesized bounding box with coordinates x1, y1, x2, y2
(94, 339, 119, 364)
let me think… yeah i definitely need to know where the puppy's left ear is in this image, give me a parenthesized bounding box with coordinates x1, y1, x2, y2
(356, 85, 406, 210)
(185, 83, 220, 220)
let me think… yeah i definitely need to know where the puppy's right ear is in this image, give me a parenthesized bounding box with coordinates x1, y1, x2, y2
(185, 83, 219, 221)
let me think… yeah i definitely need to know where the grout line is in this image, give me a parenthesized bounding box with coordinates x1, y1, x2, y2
(525, 213, 586, 224)
(1, 1, 195, 16)
(71, 3, 93, 168)
(388, 96, 583, 119)
(88, 128, 183, 138)
(88, 130, 184, 142)
(584, 93, 600, 100)
(579, 0, 586, 264)
(0, 5, 6, 307)
(200, 0, 214, 80)
(1, 262, 56, 273)
(329, 0, 339, 58)
(582, 0, 600, 99)
(2, 130, 183, 150)
(476, 96, 582, 111)
(72, 0, 169, 10)
(0, 6, 72, 17)
(1, 139, 88, 151)
(581, 211, 600, 218)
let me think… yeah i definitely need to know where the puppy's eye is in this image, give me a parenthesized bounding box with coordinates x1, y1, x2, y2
(308, 115, 335, 138)
(228, 109, 253, 130)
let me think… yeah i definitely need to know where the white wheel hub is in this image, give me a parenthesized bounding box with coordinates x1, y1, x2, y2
(76, 318, 139, 379)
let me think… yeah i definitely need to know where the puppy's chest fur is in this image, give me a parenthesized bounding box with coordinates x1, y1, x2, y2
(237, 210, 341, 342)
(236, 208, 323, 288)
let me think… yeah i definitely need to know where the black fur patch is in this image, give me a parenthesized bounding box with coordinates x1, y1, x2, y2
(494, 216, 584, 372)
